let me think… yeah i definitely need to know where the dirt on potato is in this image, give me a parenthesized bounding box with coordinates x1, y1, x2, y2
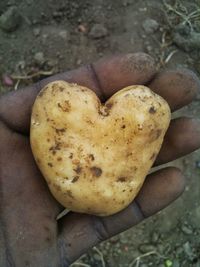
(0, 0, 200, 266)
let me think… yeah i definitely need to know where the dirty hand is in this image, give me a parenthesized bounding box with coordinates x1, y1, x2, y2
(0, 53, 200, 267)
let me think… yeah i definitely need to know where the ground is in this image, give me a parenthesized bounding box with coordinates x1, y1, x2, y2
(0, 0, 200, 266)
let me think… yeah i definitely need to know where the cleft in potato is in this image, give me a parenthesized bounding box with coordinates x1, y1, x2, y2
(30, 81, 171, 216)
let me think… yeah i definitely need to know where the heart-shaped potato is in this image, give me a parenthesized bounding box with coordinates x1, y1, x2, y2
(30, 81, 170, 216)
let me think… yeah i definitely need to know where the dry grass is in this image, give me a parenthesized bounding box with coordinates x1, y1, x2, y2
(156, 0, 200, 68)
(163, 0, 200, 30)
(128, 250, 167, 267)
(70, 247, 106, 267)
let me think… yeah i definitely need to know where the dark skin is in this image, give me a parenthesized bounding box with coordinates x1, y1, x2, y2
(0, 53, 200, 267)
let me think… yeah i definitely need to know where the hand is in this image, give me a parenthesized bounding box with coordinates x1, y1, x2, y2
(0, 53, 200, 267)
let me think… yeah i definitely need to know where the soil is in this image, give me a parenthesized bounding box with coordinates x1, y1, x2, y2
(0, 0, 200, 266)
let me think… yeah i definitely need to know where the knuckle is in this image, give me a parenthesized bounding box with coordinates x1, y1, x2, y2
(92, 216, 109, 242)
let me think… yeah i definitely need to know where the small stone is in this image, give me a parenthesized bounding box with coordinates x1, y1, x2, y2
(33, 28, 41, 37)
(183, 242, 194, 259)
(42, 33, 48, 39)
(108, 236, 118, 244)
(173, 259, 180, 267)
(34, 52, 45, 66)
(151, 232, 159, 243)
(115, 242, 120, 248)
(157, 243, 165, 253)
(175, 23, 190, 36)
(176, 246, 183, 255)
(139, 7, 147, 12)
(7, 0, 15, 4)
(58, 30, 68, 39)
(26, 0, 33, 5)
(32, 19, 38, 25)
(139, 243, 156, 253)
(93, 253, 101, 261)
(2, 74, 14, 86)
(173, 24, 200, 52)
(78, 24, 87, 33)
(16, 60, 26, 70)
(53, 11, 63, 19)
(142, 19, 159, 34)
(146, 45, 153, 52)
(76, 59, 82, 66)
(122, 0, 131, 6)
(89, 23, 108, 39)
(195, 160, 200, 169)
(123, 245, 129, 252)
(46, 59, 56, 68)
(0, 6, 22, 32)
(120, 237, 128, 244)
(116, 248, 121, 253)
(181, 224, 193, 235)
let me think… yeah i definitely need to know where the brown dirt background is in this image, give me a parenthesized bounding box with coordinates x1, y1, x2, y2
(0, 0, 200, 266)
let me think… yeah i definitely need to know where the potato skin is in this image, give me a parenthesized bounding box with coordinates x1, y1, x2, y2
(30, 81, 171, 216)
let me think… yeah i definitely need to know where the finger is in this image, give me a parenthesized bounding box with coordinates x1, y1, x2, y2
(155, 117, 200, 165)
(57, 167, 184, 264)
(149, 69, 200, 112)
(0, 53, 156, 134)
(135, 167, 185, 216)
(91, 53, 155, 99)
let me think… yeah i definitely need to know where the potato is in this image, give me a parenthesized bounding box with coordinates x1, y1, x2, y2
(30, 81, 171, 216)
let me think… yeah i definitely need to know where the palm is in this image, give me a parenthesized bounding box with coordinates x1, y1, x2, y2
(0, 53, 200, 267)
(0, 131, 62, 266)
